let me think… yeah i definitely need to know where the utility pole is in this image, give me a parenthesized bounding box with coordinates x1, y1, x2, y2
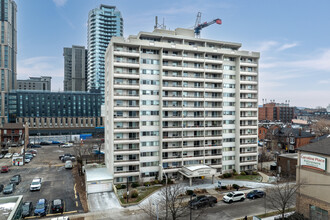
(24, 122, 29, 165)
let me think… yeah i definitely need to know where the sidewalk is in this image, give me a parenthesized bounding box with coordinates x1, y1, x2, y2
(258, 172, 270, 183)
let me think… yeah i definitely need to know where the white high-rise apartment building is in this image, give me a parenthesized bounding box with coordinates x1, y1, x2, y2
(105, 28, 259, 184)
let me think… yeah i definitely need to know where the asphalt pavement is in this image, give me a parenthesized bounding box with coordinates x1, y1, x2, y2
(0, 144, 83, 218)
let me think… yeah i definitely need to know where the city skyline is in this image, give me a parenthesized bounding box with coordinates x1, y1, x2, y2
(15, 0, 330, 108)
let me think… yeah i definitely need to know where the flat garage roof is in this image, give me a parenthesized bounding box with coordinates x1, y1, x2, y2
(184, 164, 211, 172)
(86, 168, 113, 182)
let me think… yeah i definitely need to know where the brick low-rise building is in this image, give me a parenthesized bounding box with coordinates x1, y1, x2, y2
(277, 153, 297, 177)
(259, 102, 294, 123)
(296, 137, 330, 219)
(0, 123, 24, 147)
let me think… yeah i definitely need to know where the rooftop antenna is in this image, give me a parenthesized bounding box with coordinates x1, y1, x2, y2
(154, 16, 166, 30)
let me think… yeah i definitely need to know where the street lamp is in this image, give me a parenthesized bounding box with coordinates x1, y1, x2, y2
(153, 202, 159, 220)
(189, 193, 196, 220)
(159, 164, 168, 220)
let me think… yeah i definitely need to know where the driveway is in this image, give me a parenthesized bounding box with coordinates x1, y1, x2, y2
(88, 192, 122, 212)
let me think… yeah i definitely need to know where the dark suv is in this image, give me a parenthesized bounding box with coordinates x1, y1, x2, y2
(51, 199, 64, 213)
(22, 201, 33, 218)
(189, 195, 217, 209)
(246, 190, 266, 199)
(10, 174, 21, 185)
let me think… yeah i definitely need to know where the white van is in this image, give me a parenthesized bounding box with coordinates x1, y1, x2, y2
(65, 160, 73, 169)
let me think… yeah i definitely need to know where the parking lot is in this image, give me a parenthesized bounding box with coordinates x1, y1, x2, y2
(0, 144, 83, 218)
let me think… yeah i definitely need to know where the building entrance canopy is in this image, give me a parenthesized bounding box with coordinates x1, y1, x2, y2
(179, 165, 217, 186)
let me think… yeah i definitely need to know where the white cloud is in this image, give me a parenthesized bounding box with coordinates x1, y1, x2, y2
(256, 41, 279, 52)
(318, 80, 330, 84)
(277, 42, 299, 51)
(53, 0, 67, 7)
(17, 56, 64, 91)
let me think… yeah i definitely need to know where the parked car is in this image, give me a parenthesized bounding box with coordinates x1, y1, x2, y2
(30, 144, 41, 148)
(65, 160, 73, 169)
(51, 199, 64, 213)
(25, 154, 33, 160)
(59, 153, 75, 161)
(13, 153, 20, 157)
(223, 191, 245, 203)
(40, 141, 51, 145)
(0, 154, 4, 159)
(25, 153, 34, 158)
(34, 199, 48, 216)
(22, 201, 33, 218)
(1, 166, 9, 173)
(4, 153, 12, 158)
(3, 183, 15, 194)
(30, 178, 42, 191)
(246, 190, 266, 200)
(27, 149, 37, 155)
(189, 196, 217, 209)
(0, 184, 3, 192)
(60, 143, 73, 148)
(10, 174, 21, 185)
(25, 158, 31, 163)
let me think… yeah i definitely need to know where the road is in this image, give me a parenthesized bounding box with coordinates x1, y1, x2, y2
(55, 196, 284, 220)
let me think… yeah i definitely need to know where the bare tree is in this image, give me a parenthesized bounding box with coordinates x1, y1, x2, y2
(139, 184, 205, 220)
(311, 119, 330, 137)
(265, 179, 301, 220)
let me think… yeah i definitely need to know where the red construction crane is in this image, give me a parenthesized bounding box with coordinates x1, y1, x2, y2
(194, 12, 222, 38)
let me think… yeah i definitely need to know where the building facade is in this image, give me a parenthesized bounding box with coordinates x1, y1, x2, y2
(5, 90, 103, 135)
(63, 45, 87, 91)
(17, 76, 51, 91)
(296, 138, 330, 219)
(0, 122, 24, 147)
(259, 102, 295, 123)
(105, 28, 259, 184)
(87, 5, 123, 100)
(0, 0, 17, 92)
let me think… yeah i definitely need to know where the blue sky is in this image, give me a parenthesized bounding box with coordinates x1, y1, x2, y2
(15, 0, 330, 108)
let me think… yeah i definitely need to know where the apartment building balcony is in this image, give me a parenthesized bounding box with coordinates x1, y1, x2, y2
(162, 75, 183, 81)
(162, 156, 183, 162)
(183, 155, 204, 161)
(114, 171, 140, 177)
(163, 167, 181, 173)
(205, 154, 222, 159)
(114, 117, 139, 123)
(114, 49, 140, 57)
(113, 139, 140, 144)
(240, 71, 258, 77)
(114, 61, 139, 68)
(114, 72, 140, 79)
(114, 160, 140, 166)
(182, 86, 205, 92)
(239, 151, 258, 156)
(239, 160, 257, 166)
(114, 150, 140, 155)
(114, 83, 139, 90)
(240, 98, 258, 103)
(240, 80, 258, 85)
(182, 56, 204, 62)
(204, 57, 223, 64)
(240, 61, 258, 67)
(240, 134, 258, 139)
(114, 106, 139, 111)
(162, 54, 183, 61)
(204, 68, 223, 73)
(181, 126, 205, 131)
(182, 66, 204, 72)
(162, 64, 183, 71)
(114, 127, 140, 133)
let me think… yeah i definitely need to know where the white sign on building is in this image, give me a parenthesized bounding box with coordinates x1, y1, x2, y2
(301, 154, 327, 171)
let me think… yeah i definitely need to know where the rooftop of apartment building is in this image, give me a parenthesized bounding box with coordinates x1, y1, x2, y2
(110, 28, 260, 57)
(297, 137, 330, 155)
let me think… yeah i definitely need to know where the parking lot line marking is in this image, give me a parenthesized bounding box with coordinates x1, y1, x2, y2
(76, 201, 78, 207)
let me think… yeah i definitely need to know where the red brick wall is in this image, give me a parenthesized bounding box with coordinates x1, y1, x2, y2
(258, 127, 268, 140)
(295, 137, 315, 149)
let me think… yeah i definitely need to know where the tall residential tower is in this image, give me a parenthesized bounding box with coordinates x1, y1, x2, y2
(105, 28, 259, 184)
(87, 5, 123, 100)
(0, 0, 17, 125)
(63, 45, 87, 91)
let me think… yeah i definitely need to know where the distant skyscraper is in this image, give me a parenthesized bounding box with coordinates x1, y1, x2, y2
(17, 76, 52, 91)
(0, 0, 17, 92)
(87, 5, 123, 100)
(63, 45, 87, 91)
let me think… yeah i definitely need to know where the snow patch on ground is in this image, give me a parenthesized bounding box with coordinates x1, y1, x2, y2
(88, 192, 123, 212)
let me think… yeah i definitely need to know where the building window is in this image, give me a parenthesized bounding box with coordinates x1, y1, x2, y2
(310, 205, 328, 220)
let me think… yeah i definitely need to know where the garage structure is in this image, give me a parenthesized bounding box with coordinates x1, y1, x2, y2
(179, 165, 217, 186)
(85, 167, 113, 194)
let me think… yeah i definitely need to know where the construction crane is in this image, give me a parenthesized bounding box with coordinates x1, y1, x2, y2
(194, 12, 222, 38)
